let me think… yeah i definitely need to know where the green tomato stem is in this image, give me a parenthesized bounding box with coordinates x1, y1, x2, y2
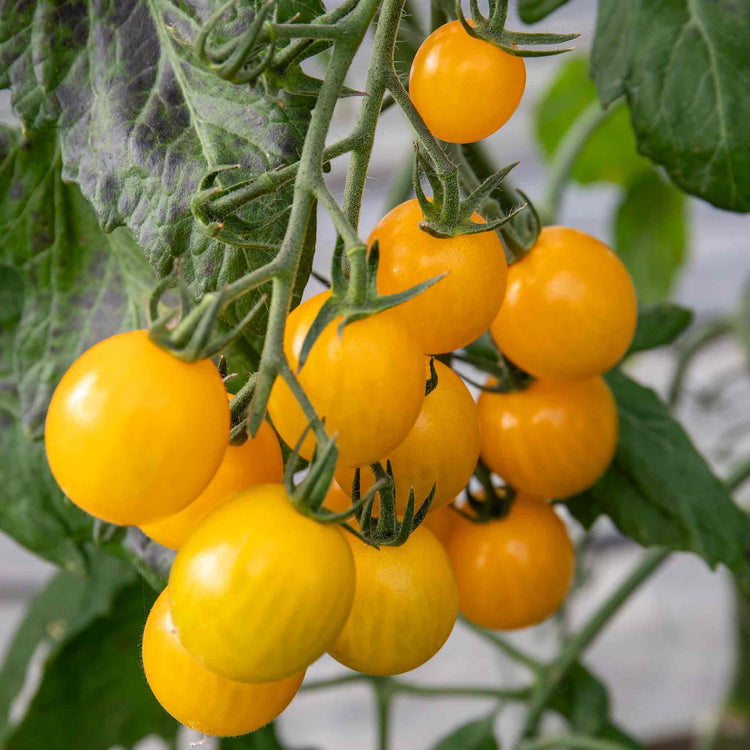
(459, 615, 545, 675)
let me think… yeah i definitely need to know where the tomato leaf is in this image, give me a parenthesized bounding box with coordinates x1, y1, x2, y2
(2, 577, 176, 749)
(614, 172, 689, 305)
(628, 304, 693, 356)
(519, 0, 574, 24)
(432, 713, 498, 750)
(565, 371, 750, 589)
(535, 57, 650, 186)
(0, 0, 319, 333)
(591, 0, 750, 213)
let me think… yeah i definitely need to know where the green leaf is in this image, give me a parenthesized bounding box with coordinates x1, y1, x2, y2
(0, 0, 318, 333)
(535, 57, 650, 186)
(591, 0, 750, 213)
(565, 370, 750, 588)
(614, 171, 689, 304)
(0, 551, 140, 741)
(3, 577, 177, 749)
(549, 663, 642, 748)
(432, 713, 498, 750)
(519, 0, 573, 24)
(628, 304, 693, 355)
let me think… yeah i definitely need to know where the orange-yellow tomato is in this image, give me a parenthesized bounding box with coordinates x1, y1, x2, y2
(45, 330, 229, 525)
(370, 199, 507, 354)
(143, 590, 304, 737)
(445, 495, 574, 630)
(477, 376, 618, 499)
(423, 504, 458, 546)
(329, 526, 458, 675)
(268, 292, 425, 467)
(140, 419, 283, 549)
(337, 359, 480, 513)
(491, 226, 637, 380)
(409, 20, 526, 143)
(169, 484, 355, 682)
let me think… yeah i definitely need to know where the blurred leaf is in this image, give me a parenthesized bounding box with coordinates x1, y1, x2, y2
(566, 371, 750, 590)
(3, 578, 177, 749)
(221, 724, 288, 749)
(591, 0, 750, 212)
(615, 171, 689, 304)
(535, 57, 650, 186)
(432, 713, 498, 750)
(628, 304, 693, 355)
(549, 663, 642, 747)
(519, 0, 573, 24)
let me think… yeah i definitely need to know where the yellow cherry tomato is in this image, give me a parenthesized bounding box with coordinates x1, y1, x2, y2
(445, 495, 574, 630)
(477, 376, 618, 498)
(268, 292, 425, 468)
(329, 526, 458, 675)
(369, 199, 507, 354)
(423, 504, 458, 546)
(140, 418, 283, 549)
(491, 226, 637, 380)
(45, 330, 229, 525)
(143, 590, 304, 737)
(337, 359, 480, 513)
(409, 20, 526, 143)
(168, 484, 355, 682)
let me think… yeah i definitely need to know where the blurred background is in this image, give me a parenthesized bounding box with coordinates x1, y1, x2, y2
(1, 1, 748, 748)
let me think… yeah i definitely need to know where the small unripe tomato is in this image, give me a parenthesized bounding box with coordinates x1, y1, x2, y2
(140, 418, 283, 549)
(409, 20, 526, 143)
(445, 494, 574, 630)
(369, 199, 507, 354)
(491, 227, 637, 380)
(143, 590, 304, 737)
(267, 292, 425, 468)
(45, 330, 229, 525)
(477, 376, 618, 498)
(168, 484, 355, 682)
(337, 359, 480, 513)
(329, 526, 458, 675)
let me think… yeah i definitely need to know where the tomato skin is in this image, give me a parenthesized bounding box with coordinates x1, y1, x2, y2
(491, 226, 637, 380)
(45, 330, 229, 525)
(143, 590, 304, 737)
(337, 359, 480, 513)
(445, 495, 574, 630)
(140, 419, 283, 549)
(268, 292, 425, 468)
(168, 484, 355, 683)
(369, 199, 507, 355)
(409, 20, 526, 144)
(423, 505, 458, 546)
(477, 376, 618, 499)
(329, 526, 458, 675)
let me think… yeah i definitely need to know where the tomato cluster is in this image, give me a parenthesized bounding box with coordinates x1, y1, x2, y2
(40, 18, 637, 740)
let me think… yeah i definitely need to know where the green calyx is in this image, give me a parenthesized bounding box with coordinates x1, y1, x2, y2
(455, 332, 534, 394)
(455, 0, 579, 58)
(350, 462, 434, 547)
(414, 145, 526, 239)
(456, 461, 516, 522)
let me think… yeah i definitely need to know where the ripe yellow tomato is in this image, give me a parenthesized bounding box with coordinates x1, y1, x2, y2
(140, 419, 283, 549)
(445, 495, 574, 630)
(369, 199, 507, 354)
(423, 504, 458, 546)
(268, 292, 425, 468)
(329, 526, 458, 675)
(337, 359, 480, 513)
(168, 484, 355, 682)
(409, 20, 526, 143)
(45, 330, 229, 525)
(491, 226, 637, 380)
(143, 590, 304, 737)
(477, 376, 618, 498)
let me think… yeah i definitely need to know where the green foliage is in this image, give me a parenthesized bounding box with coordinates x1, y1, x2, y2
(221, 724, 289, 749)
(432, 713, 498, 750)
(535, 57, 650, 186)
(591, 0, 750, 213)
(628, 304, 693, 355)
(566, 370, 750, 589)
(519, 0, 573, 25)
(615, 172, 689, 304)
